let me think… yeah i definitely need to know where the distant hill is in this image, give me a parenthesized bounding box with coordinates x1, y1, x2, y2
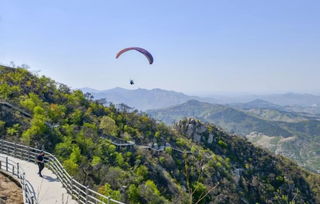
(219, 93, 320, 106)
(82, 87, 320, 112)
(147, 100, 291, 136)
(81, 87, 217, 110)
(229, 99, 320, 123)
(261, 93, 320, 106)
(230, 99, 284, 110)
(148, 100, 320, 173)
(284, 105, 320, 115)
(244, 108, 314, 122)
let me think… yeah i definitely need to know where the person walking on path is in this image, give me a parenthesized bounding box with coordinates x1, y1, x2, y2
(36, 151, 45, 177)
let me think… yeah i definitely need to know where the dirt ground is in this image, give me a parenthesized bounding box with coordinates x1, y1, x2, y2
(0, 172, 23, 204)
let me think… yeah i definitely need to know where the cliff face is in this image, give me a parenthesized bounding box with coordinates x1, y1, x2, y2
(175, 118, 208, 143)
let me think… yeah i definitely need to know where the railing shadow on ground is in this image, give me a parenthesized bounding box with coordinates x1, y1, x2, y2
(42, 175, 58, 182)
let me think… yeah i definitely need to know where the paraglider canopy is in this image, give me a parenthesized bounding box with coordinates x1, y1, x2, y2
(116, 47, 154, 64)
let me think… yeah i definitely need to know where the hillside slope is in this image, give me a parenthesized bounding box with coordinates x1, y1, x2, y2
(147, 100, 291, 136)
(1, 65, 320, 203)
(230, 99, 320, 122)
(148, 100, 320, 173)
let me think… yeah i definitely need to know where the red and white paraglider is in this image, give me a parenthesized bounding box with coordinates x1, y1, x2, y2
(116, 47, 154, 65)
(116, 47, 154, 85)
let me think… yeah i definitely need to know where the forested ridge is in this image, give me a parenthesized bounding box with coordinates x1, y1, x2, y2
(1, 65, 320, 204)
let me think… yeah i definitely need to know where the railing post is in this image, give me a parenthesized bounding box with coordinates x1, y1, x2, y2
(22, 172, 25, 191)
(85, 185, 89, 204)
(17, 162, 20, 177)
(6, 156, 8, 172)
(14, 142, 17, 156)
(71, 179, 74, 196)
(74, 181, 80, 202)
(28, 147, 31, 162)
(77, 189, 80, 203)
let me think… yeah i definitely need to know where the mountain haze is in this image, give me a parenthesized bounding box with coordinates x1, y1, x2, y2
(230, 99, 284, 110)
(81, 87, 217, 110)
(83, 88, 320, 114)
(208, 93, 320, 107)
(261, 93, 320, 106)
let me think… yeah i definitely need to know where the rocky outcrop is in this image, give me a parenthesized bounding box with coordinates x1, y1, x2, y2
(175, 118, 210, 143)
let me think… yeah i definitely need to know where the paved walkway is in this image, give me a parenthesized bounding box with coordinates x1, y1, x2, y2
(0, 153, 77, 204)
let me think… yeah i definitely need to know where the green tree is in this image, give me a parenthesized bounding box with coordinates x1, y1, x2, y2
(100, 116, 118, 136)
(98, 183, 121, 201)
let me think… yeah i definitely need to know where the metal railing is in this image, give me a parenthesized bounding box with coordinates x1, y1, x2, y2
(0, 154, 37, 204)
(0, 139, 124, 204)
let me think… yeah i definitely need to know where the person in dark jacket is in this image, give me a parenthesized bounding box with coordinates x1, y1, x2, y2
(36, 151, 45, 177)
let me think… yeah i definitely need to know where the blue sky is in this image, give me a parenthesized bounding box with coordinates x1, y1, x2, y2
(1, 0, 320, 95)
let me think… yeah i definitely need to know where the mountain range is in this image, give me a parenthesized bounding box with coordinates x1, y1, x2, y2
(81, 87, 217, 110)
(147, 99, 320, 173)
(82, 87, 320, 111)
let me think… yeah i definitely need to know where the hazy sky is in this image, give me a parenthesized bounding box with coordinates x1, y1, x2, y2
(1, 0, 320, 95)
